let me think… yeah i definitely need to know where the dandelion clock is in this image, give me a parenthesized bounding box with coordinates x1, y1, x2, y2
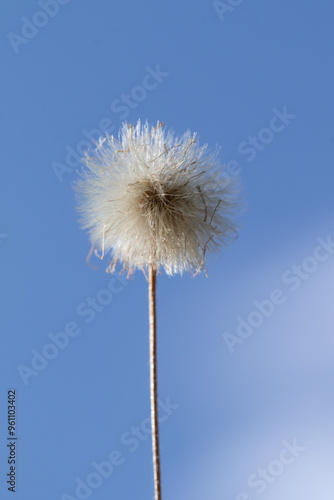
(74, 120, 240, 500)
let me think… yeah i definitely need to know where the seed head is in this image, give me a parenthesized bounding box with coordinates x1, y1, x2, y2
(75, 120, 240, 276)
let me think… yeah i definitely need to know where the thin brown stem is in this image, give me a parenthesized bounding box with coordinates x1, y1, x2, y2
(149, 264, 161, 500)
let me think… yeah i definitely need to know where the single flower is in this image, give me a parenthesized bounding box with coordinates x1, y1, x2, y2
(75, 120, 240, 276)
(74, 120, 242, 500)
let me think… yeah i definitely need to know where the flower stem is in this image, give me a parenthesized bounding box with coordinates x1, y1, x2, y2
(149, 264, 161, 500)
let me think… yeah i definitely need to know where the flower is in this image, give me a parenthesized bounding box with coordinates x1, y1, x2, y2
(75, 120, 240, 276)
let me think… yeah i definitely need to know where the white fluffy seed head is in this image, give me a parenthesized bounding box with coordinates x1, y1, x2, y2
(74, 120, 240, 276)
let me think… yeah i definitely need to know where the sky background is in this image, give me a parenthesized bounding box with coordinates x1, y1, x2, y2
(1, 1, 334, 499)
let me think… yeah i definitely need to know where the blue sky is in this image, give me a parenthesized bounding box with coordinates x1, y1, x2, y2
(1, 1, 334, 499)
